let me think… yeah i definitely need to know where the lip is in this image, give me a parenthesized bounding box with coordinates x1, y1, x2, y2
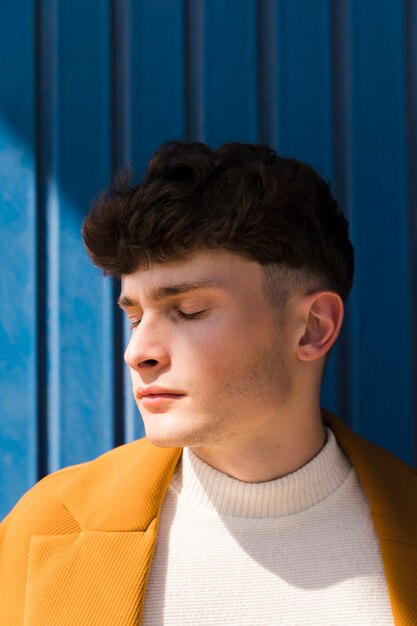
(141, 394, 184, 407)
(136, 386, 185, 401)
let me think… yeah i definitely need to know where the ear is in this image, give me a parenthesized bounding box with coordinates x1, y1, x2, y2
(297, 292, 344, 361)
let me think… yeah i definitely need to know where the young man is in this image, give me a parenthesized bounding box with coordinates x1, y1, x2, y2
(1, 142, 416, 625)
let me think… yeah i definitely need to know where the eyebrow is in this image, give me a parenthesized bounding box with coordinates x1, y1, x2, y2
(117, 279, 223, 308)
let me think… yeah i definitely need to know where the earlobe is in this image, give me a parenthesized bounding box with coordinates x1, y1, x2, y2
(297, 292, 344, 362)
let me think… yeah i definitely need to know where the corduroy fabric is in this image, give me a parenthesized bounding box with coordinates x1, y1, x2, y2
(0, 465, 83, 625)
(25, 526, 157, 625)
(0, 440, 181, 625)
(0, 410, 416, 625)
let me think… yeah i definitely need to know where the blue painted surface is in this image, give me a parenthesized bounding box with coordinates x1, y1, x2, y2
(349, 0, 413, 460)
(0, 0, 38, 517)
(1, 0, 416, 519)
(199, 0, 259, 145)
(33, 0, 116, 475)
(130, 0, 186, 173)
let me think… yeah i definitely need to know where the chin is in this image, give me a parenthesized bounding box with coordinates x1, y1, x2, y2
(142, 418, 189, 448)
(142, 417, 209, 449)
(144, 429, 190, 449)
(146, 435, 183, 448)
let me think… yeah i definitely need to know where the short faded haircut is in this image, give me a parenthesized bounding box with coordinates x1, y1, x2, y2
(82, 141, 354, 305)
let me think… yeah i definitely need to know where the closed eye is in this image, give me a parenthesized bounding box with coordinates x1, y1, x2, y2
(177, 310, 206, 321)
(129, 309, 205, 330)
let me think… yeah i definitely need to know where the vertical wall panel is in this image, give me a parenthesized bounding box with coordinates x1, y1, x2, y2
(130, 0, 186, 173)
(42, 0, 115, 472)
(1, 0, 416, 519)
(349, 0, 413, 462)
(275, 0, 334, 173)
(197, 0, 259, 145)
(0, 1, 37, 518)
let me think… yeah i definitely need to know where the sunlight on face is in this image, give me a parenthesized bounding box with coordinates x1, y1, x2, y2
(119, 249, 294, 449)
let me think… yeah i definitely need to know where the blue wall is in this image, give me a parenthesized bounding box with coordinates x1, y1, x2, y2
(1, 0, 416, 519)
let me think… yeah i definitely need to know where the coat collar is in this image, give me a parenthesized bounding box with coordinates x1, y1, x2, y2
(34, 411, 417, 625)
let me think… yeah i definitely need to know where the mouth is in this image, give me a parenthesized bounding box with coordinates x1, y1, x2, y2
(140, 393, 185, 406)
(135, 388, 186, 403)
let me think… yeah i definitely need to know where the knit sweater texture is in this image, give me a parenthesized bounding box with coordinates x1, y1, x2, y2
(142, 427, 394, 625)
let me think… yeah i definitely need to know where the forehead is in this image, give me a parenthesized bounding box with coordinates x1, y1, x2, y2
(120, 249, 264, 299)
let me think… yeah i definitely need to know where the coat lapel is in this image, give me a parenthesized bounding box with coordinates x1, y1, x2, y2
(25, 523, 158, 625)
(324, 411, 417, 626)
(25, 439, 182, 625)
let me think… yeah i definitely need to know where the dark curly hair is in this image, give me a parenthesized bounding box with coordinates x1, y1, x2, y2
(82, 141, 354, 302)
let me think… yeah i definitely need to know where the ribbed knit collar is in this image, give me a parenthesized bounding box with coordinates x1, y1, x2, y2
(169, 427, 352, 518)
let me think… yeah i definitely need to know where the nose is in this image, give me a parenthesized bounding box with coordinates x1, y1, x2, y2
(124, 314, 170, 374)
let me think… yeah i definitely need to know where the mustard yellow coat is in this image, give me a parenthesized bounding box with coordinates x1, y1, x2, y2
(1, 411, 416, 625)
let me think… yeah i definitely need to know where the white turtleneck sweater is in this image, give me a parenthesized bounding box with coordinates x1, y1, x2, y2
(142, 427, 394, 625)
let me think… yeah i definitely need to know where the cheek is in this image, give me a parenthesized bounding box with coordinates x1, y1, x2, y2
(179, 321, 252, 383)
(194, 309, 251, 346)
(188, 316, 243, 358)
(175, 308, 278, 385)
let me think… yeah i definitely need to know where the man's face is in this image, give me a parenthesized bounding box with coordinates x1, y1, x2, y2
(120, 249, 296, 449)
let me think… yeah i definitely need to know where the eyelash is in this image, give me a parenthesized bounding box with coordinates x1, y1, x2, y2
(129, 310, 205, 330)
(178, 310, 205, 320)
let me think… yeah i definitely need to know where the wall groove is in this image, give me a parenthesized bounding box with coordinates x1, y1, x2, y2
(330, 0, 353, 426)
(184, 0, 205, 141)
(35, 0, 56, 479)
(257, 0, 277, 146)
(404, 0, 417, 465)
(110, 0, 131, 448)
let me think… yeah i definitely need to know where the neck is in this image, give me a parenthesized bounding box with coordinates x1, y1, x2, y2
(190, 405, 326, 483)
